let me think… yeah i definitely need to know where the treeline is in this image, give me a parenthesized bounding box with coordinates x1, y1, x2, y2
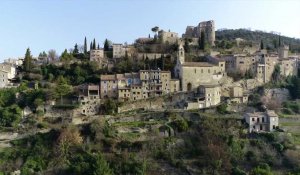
(216, 29, 300, 52)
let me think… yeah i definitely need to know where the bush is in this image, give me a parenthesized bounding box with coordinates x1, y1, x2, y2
(232, 167, 247, 175)
(217, 103, 228, 114)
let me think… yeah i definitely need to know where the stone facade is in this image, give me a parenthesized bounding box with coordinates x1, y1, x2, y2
(278, 58, 298, 77)
(278, 45, 289, 59)
(137, 53, 165, 60)
(186, 84, 221, 109)
(244, 110, 279, 132)
(175, 44, 225, 92)
(101, 70, 178, 101)
(0, 63, 16, 88)
(229, 86, 248, 103)
(77, 84, 101, 116)
(224, 52, 279, 83)
(158, 30, 178, 44)
(90, 49, 107, 68)
(183, 20, 215, 46)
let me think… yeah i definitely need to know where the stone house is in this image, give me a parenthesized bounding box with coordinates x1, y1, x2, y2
(186, 84, 221, 109)
(101, 70, 178, 101)
(0, 63, 17, 88)
(76, 84, 101, 116)
(244, 110, 279, 132)
(158, 30, 178, 44)
(229, 86, 248, 103)
(278, 58, 298, 77)
(90, 49, 107, 68)
(174, 44, 225, 92)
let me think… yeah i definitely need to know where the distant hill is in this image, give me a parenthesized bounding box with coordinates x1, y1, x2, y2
(216, 29, 300, 53)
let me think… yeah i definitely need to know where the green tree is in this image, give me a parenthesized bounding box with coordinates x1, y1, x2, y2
(73, 43, 79, 54)
(260, 40, 264, 50)
(104, 39, 112, 51)
(60, 49, 73, 62)
(84, 36, 87, 54)
(23, 48, 33, 72)
(184, 38, 191, 53)
(199, 31, 205, 50)
(55, 76, 72, 104)
(0, 105, 22, 127)
(271, 64, 281, 82)
(93, 38, 96, 50)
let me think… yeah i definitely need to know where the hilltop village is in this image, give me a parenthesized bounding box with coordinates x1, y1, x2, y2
(1, 20, 300, 174)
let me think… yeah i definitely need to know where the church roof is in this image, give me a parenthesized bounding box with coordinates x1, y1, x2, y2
(181, 62, 214, 67)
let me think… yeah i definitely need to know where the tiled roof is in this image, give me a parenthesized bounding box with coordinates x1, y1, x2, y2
(182, 62, 214, 67)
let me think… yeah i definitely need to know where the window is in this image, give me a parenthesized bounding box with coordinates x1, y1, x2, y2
(252, 118, 255, 121)
(262, 117, 265, 122)
(260, 125, 263, 130)
(257, 118, 260, 122)
(273, 125, 275, 129)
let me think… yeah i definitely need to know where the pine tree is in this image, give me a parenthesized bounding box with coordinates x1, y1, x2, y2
(73, 43, 79, 54)
(23, 48, 32, 72)
(93, 38, 96, 50)
(84, 37, 87, 54)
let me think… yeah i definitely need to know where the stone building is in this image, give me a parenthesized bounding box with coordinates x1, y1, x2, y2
(112, 44, 125, 58)
(174, 44, 225, 92)
(244, 110, 279, 132)
(101, 70, 178, 101)
(278, 57, 298, 77)
(158, 30, 179, 44)
(0, 63, 17, 88)
(278, 45, 289, 59)
(183, 20, 215, 46)
(223, 52, 279, 83)
(186, 84, 221, 109)
(90, 49, 107, 68)
(229, 86, 248, 103)
(137, 53, 165, 61)
(77, 84, 101, 116)
(112, 44, 136, 59)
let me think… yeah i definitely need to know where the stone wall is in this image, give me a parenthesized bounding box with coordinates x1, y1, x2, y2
(118, 97, 165, 113)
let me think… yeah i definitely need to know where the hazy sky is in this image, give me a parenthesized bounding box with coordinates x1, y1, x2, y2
(0, 0, 299, 60)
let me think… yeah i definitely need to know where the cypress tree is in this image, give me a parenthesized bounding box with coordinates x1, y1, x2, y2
(23, 48, 32, 72)
(104, 39, 109, 51)
(93, 38, 96, 50)
(279, 35, 281, 46)
(90, 42, 93, 50)
(199, 31, 205, 50)
(84, 37, 87, 54)
(97, 43, 100, 49)
(260, 40, 264, 50)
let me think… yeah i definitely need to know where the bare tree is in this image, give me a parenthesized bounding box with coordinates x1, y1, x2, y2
(48, 49, 57, 62)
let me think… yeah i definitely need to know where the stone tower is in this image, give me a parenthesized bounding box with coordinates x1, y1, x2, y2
(278, 45, 289, 59)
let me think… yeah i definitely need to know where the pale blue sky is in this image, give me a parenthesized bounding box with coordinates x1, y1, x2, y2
(0, 0, 299, 60)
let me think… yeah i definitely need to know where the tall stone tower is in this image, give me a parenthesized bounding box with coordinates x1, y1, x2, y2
(278, 45, 289, 59)
(198, 20, 215, 46)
